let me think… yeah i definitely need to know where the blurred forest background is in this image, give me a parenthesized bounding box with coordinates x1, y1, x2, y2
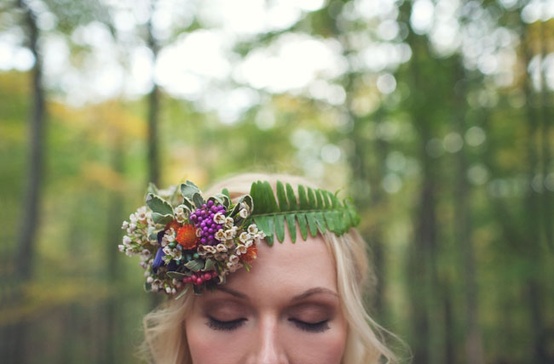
(1, 0, 553, 363)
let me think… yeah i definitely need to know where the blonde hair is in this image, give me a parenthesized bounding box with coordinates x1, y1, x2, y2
(141, 173, 398, 363)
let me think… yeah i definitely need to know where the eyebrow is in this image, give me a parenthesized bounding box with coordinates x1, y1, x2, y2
(290, 287, 338, 302)
(216, 286, 338, 302)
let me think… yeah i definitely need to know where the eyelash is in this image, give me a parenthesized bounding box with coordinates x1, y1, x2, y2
(207, 317, 246, 331)
(206, 317, 330, 333)
(289, 318, 330, 333)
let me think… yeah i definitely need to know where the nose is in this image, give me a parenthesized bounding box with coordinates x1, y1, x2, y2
(247, 317, 288, 364)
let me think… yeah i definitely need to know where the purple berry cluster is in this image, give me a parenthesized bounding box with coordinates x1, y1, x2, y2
(189, 200, 226, 246)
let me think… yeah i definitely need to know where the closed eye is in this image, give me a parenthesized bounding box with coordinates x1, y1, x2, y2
(289, 318, 330, 333)
(206, 317, 247, 331)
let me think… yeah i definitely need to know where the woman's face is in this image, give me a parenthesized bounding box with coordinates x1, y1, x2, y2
(185, 234, 348, 364)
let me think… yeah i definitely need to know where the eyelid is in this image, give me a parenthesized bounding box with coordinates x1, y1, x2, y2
(288, 318, 330, 333)
(206, 316, 247, 331)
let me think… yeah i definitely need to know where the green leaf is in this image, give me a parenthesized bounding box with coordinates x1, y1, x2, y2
(286, 183, 298, 210)
(254, 215, 274, 245)
(192, 193, 204, 208)
(307, 187, 316, 208)
(203, 258, 215, 271)
(322, 191, 332, 209)
(230, 194, 252, 219)
(185, 259, 204, 272)
(251, 181, 278, 214)
(152, 213, 173, 225)
(314, 211, 327, 234)
(276, 181, 289, 211)
(249, 180, 360, 244)
(274, 214, 286, 243)
(314, 190, 323, 209)
(324, 211, 340, 234)
(306, 212, 318, 237)
(181, 181, 201, 200)
(147, 182, 159, 195)
(209, 195, 229, 209)
(167, 271, 187, 279)
(285, 214, 296, 242)
(182, 197, 195, 211)
(296, 213, 308, 241)
(298, 185, 309, 210)
(146, 193, 173, 216)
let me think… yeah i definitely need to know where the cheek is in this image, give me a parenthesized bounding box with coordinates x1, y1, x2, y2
(282, 318, 348, 363)
(185, 318, 227, 364)
(185, 317, 250, 364)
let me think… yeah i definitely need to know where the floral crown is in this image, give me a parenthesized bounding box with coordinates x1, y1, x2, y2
(119, 180, 360, 296)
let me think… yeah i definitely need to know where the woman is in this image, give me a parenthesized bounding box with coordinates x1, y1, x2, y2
(120, 173, 398, 363)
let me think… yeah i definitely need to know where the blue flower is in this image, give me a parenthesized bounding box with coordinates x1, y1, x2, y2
(152, 247, 165, 271)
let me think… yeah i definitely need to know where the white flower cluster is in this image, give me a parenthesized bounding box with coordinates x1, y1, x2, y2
(119, 206, 156, 259)
(146, 275, 182, 295)
(160, 228, 183, 264)
(198, 219, 264, 276)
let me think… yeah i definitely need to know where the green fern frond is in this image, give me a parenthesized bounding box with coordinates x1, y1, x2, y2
(249, 180, 360, 245)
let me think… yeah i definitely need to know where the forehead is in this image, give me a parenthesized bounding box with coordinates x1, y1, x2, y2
(225, 233, 339, 297)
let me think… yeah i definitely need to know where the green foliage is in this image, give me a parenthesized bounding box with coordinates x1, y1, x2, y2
(249, 181, 360, 245)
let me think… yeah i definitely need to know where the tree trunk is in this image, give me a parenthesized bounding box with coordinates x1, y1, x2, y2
(147, 0, 160, 187)
(402, 20, 441, 363)
(101, 136, 125, 364)
(146, 0, 162, 311)
(521, 20, 549, 364)
(15, 0, 46, 284)
(453, 63, 484, 364)
(12, 1, 47, 363)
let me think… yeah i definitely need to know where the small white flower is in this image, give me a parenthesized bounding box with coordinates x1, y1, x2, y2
(227, 261, 243, 273)
(216, 244, 228, 253)
(235, 245, 247, 255)
(247, 224, 259, 235)
(161, 230, 176, 247)
(174, 206, 188, 223)
(214, 212, 226, 225)
(202, 246, 216, 254)
(229, 255, 240, 264)
(240, 202, 251, 212)
(224, 227, 237, 240)
(239, 209, 249, 219)
(136, 208, 148, 222)
(239, 232, 249, 243)
(214, 252, 229, 261)
(225, 217, 234, 228)
(215, 229, 226, 241)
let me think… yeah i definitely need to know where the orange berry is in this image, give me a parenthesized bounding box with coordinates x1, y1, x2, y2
(165, 220, 181, 232)
(241, 244, 257, 263)
(176, 224, 198, 250)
